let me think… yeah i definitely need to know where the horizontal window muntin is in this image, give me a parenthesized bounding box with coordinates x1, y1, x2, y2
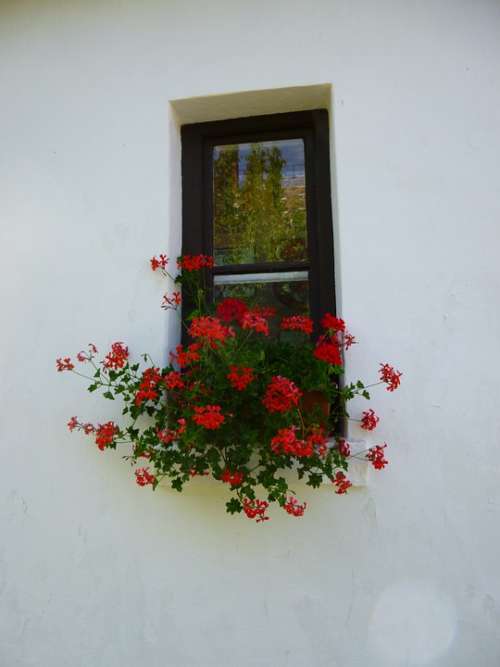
(214, 270, 308, 287)
(212, 259, 308, 276)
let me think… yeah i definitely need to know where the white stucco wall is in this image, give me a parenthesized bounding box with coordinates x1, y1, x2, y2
(1, 1, 500, 665)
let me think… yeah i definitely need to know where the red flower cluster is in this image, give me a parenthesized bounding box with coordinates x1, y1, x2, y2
(283, 496, 307, 517)
(344, 332, 356, 349)
(135, 367, 162, 405)
(332, 471, 352, 494)
(321, 313, 357, 350)
(193, 405, 225, 430)
(220, 468, 244, 486)
(227, 365, 254, 391)
(150, 254, 168, 271)
(280, 315, 313, 335)
(322, 313, 346, 332)
(164, 371, 184, 391)
(95, 421, 119, 450)
(216, 298, 248, 324)
(190, 468, 209, 477)
(241, 311, 269, 336)
(170, 343, 201, 368)
(156, 428, 177, 445)
(337, 438, 351, 457)
(177, 255, 214, 271)
(243, 498, 269, 522)
(366, 444, 388, 470)
(360, 409, 380, 431)
(157, 418, 186, 445)
(56, 357, 74, 372)
(67, 416, 95, 434)
(161, 292, 181, 310)
(251, 305, 276, 318)
(135, 467, 156, 486)
(270, 427, 314, 458)
(379, 363, 402, 392)
(307, 427, 328, 457)
(67, 416, 79, 431)
(76, 343, 98, 363)
(188, 316, 234, 346)
(104, 342, 129, 370)
(314, 340, 342, 366)
(262, 376, 301, 414)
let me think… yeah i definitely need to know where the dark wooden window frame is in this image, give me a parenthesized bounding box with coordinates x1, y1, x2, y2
(181, 109, 336, 336)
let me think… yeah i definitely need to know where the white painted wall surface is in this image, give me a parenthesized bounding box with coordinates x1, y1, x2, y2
(1, 1, 500, 665)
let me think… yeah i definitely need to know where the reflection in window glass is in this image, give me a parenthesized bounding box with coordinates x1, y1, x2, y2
(213, 139, 307, 266)
(214, 279, 309, 321)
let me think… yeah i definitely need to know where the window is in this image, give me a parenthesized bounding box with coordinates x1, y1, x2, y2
(181, 110, 335, 335)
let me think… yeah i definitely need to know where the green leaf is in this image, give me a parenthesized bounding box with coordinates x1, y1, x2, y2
(307, 472, 323, 488)
(103, 391, 115, 400)
(171, 478, 183, 492)
(87, 383, 98, 393)
(226, 498, 242, 514)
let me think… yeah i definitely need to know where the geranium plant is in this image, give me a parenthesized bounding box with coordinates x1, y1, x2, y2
(57, 254, 402, 522)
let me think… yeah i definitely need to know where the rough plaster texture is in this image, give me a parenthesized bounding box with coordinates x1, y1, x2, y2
(1, 1, 500, 665)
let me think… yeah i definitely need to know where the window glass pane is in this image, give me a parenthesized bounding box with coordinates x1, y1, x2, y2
(213, 138, 307, 266)
(214, 279, 309, 321)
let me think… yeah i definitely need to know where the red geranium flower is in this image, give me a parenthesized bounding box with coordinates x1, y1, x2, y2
(220, 468, 244, 486)
(332, 471, 352, 494)
(135, 367, 162, 406)
(262, 376, 301, 413)
(344, 332, 356, 349)
(150, 254, 168, 271)
(314, 340, 342, 366)
(280, 315, 313, 335)
(306, 427, 328, 457)
(241, 311, 269, 336)
(157, 418, 186, 445)
(321, 313, 346, 332)
(188, 316, 234, 346)
(177, 255, 214, 271)
(67, 416, 79, 431)
(337, 438, 351, 457)
(56, 357, 74, 372)
(227, 365, 254, 391)
(270, 427, 314, 458)
(283, 496, 307, 517)
(193, 405, 225, 430)
(216, 298, 248, 324)
(164, 371, 185, 391)
(170, 343, 201, 368)
(243, 498, 269, 522)
(161, 291, 181, 310)
(103, 342, 129, 370)
(379, 363, 402, 392)
(135, 467, 156, 486)
(366, 444, 388, 469)
(95, 421, 119, 450)
(251, 305, 276, 318)
(360, 408, 380, 431)
(76, 344, 97, 363)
